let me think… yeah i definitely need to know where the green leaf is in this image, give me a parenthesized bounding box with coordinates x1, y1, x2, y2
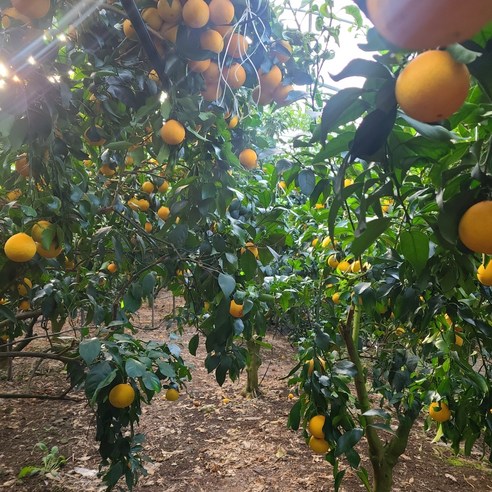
(333, 360, 357, 377)
(335, 428, 364, 456)
(287, 400, 301, 430)
(125, 358, 147, 378)
(79, 338, 101, 365)
(142, 372, 161, 392)
(141, 272, 156, 297)
(188, 334, 199, 356)
(400, 113, 459, 142)
(351, 218, 392, 257)
(298, 169, 316, 195)
(84, 361, 114, 400)
(218, 273, 236, 298)
(400, 230, 429, 274)
(330, 59, 392, 82)
(362, 408, 390, 419)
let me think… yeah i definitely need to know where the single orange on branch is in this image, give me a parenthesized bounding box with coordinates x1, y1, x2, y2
(395, 50, 470, 123)
(159, 119, 186, 145)
(428, 401, 451, 422)
(458, 201, 492, 254)
(239, 149, 258, 169)
(108, 383, 135, 408)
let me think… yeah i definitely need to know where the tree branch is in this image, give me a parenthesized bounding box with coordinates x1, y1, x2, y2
(0, 351, 78, 364)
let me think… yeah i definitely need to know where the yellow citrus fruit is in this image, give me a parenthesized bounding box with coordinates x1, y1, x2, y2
(141, 181, 154, 194)
(224, 63, 246, 89)
(188, 59, 211, 73)
(158, 180, 169, 193)
(159, 119, 186, 145)
(108, 383, 135, 408)
(395, 326, 406, 336)
(308, 415, 326, 439)
(200, 29, 224, 53)
(477, 261, 492, 286)
(11, 0, 50, 19)
(182, 0, 209, 29)
(4, 233, 37, 262)
(311, 237, 319, 247)
(239, 149, 258, 169)
(242, 241, 259, 259)
(306, 358, 326, 376)
(229, 299, 244, 318)
(142, 7, 163, 30)
(331, 292, 340, 304)
(31, 220, 53, 242)
(6, 189, 22, 201)
(18, 299, 30, 311)
(455, 334, 464, 347)
(366, 0, 492, 51)
(428, 401, 451, 422)
(144, 222, 153, 233)
(458, 201, 492, 254)
(278, 180, 287, 190)
(327, 254, 339, 268)
(157, 0, 182, 24)
(351, 260, 361, 273)
(165, 388, 180, 401)
(225, 33, 249, 58)
(321, 237, 331, 248)
(17, 277, 32, 296)
(288, 393, 294, 399)
(15, 154, 30, 177)
(395, 50, 470, 123)
(157, 206, 170, 220)
(36, 241, 62, 259)
(344, 178, 354, 187)
(209, 0, 235, 25)
(309, 436, 330, 454)
(337, 260, 351, 273)
(107, 262, 118, 273)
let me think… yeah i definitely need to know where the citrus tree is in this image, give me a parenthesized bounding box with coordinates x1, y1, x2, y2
(0, 0, 311, 488)
(265, 1, 492, 491)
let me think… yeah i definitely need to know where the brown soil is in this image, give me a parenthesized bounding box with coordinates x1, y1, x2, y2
(1, 292, 491, 492)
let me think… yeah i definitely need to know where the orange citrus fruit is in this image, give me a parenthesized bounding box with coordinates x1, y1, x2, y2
(142, 7, 163, 30)
(224, 63, 246, 89)
(108, 383, 135, 408)
(107, 262, 118, 273)
(395, 50, 470, 123)
(200, 29, 224, 53)
(157, 206, 170, 220)
(15, 154, 30, 177)
(182, 0, 209, 29)
(36, 241, 62, 259)
(209, 0, 234, 25)
(229, 299, 244, 318)
(367, 0, 492, 51)
(428, 401, 451, 422)
(157, 0, 182, 24)
(458, 201, 492, 254)
(225, 33, 248, 58)
(17, 277, 32, 296)
(239, 149, 257, 169)
(141, 181, 154, 194)
(4, 233, 37, 262)
(189, 59, 211, 73)
(159, 119, 186, 145)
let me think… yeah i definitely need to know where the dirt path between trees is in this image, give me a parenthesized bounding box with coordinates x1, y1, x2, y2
(1, 293, 491, 491)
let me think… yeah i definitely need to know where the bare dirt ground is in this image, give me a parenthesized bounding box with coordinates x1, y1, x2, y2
(1, 292, 491, 492)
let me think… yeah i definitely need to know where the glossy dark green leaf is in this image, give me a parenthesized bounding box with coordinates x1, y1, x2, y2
(351, 218, 392, 257)
(400, 230, 429, 274)
(218, 273, 236, 298)
(335, 428, 364, 456)
(188, 334, 199, 356)
(79, 338, 101, 365)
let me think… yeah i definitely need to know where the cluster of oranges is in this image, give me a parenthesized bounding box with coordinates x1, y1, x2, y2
(124, 0, 295, 108)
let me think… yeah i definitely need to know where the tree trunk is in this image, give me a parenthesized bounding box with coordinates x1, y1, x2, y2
(243, 338, 261, 398)
(372, 457, 394, 492)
